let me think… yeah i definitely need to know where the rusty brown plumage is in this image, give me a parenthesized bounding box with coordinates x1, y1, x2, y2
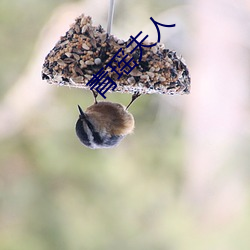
(85, 102, 134, 135)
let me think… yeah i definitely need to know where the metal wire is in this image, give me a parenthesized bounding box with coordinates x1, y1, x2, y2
(107, 0, 115, 34)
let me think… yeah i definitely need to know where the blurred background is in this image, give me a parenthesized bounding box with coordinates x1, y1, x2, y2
(1, 0, 250, 249)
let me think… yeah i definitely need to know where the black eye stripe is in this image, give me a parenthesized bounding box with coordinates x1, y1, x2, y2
(92, 132, 103, 144)
(75, 119, 92, 147)
(83, 118, 103, 145)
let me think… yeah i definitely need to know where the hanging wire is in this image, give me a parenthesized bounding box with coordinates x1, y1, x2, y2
(107, 0, 115, 34)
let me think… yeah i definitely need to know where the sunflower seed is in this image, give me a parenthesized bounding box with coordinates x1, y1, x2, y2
(82, 43, 90, 50)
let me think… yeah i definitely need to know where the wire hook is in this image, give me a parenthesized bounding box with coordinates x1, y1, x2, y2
(107, 0, 115, 34)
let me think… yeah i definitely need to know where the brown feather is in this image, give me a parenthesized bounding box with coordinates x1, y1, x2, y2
(85, 102, 134, 135)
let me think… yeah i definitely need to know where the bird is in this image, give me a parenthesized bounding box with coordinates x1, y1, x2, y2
(75, 92, 140, 149)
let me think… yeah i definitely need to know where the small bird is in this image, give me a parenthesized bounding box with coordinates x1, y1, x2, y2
(75, 92, 140, 149)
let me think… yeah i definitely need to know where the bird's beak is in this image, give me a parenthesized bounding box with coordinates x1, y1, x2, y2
(77, 105, 86, 119)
